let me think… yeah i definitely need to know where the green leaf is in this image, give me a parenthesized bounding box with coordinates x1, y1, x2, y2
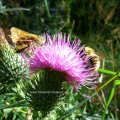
(102, 80, 120, 120)
(98, 69, 120, 76)
(0, 100, 28, 110)
(0, 1, 30, 14)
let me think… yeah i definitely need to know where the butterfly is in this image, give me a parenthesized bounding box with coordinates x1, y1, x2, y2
(2, 27, 45, 52)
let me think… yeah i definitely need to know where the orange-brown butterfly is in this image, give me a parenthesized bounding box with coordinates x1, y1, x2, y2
(2, 27, 45, 52)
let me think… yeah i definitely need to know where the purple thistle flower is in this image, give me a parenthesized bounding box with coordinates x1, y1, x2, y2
(29, 33, 98, 90)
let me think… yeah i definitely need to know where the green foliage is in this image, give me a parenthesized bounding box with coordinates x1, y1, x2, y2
(0, 0, 120, 119)
(102, 80, 120, 120)
(0, 0, 29, 14)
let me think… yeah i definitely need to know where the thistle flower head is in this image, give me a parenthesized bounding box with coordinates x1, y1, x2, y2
(29, 33, 98, 90)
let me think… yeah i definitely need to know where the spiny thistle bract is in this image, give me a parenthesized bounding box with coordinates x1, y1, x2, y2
(0, 44, 29, 84)
(26, 70, 65, 116)
(24, 33, 98, 116)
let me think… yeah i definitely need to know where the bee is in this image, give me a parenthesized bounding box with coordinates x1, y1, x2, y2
(3, 27, 45, 52)
(85, 47, 101, 71)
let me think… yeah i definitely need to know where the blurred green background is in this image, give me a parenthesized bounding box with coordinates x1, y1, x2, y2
(0, 0, 120, 119)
